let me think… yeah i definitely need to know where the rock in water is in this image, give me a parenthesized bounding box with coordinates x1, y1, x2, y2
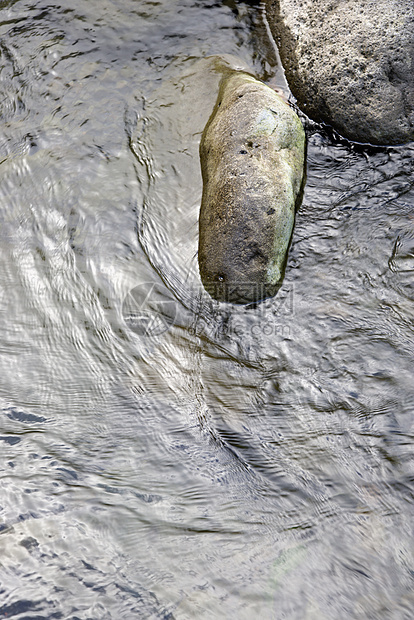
(265, 0, 414, 145)
(198, 72, 305, 304)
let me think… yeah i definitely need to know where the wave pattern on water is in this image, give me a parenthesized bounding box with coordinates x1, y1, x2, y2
(0, 0, 413, 618)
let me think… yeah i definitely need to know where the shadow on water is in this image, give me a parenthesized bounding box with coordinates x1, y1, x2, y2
(0, 0, 413, 618)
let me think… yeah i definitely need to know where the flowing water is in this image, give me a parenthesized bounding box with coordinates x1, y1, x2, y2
(0, 1, 413, 618)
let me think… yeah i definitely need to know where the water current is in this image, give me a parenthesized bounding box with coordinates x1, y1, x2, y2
(0, 1, 413, 618)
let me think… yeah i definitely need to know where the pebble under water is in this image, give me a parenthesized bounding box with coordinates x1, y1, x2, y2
(0, 1, 413, 618)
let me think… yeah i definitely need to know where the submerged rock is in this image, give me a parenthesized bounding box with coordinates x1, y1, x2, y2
(265, 0, 414, 145)
(198, 72, 305, 304)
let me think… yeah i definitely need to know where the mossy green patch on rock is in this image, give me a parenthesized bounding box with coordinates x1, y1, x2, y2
(198, 72, 305, 304)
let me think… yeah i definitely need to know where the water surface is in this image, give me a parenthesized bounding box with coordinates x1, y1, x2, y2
(0, 1, 413, 618)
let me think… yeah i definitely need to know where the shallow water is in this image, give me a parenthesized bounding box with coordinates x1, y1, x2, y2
(0, 1, 413, 618)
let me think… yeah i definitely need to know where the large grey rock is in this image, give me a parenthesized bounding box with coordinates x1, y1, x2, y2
(265, 0, 414, 145)
(198, 72, 305, 304)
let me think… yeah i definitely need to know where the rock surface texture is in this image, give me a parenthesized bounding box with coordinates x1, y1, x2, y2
(199, 72, 305, 304)
(265, 0, 414, 145)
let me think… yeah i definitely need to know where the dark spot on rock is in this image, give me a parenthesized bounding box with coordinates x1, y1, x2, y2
(246, 242, 266, 262)
(240, 149, 247, 154)
(267, 208, 275, 215)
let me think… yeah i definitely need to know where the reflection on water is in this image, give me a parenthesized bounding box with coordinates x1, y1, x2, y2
(0, 0, 413, 618)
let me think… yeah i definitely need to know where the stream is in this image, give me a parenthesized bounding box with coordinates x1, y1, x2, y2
(0, 1, 413, 618)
